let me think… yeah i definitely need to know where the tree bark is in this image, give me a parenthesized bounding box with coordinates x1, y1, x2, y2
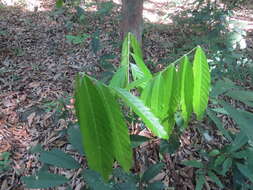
(121, 0, 143, 45)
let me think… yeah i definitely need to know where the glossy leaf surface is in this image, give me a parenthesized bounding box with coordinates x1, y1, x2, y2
(178, 56, 194, 125)
(75, 76, 131, 179)
(96, 83, 132, 171)
(193, 47, 211, 120)
(113, 88, 168, 139)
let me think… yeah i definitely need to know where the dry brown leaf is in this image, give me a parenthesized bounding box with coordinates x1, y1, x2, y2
(27, 112, 36, 127)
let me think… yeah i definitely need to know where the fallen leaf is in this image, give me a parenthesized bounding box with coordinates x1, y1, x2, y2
(27, 112, 36, 127)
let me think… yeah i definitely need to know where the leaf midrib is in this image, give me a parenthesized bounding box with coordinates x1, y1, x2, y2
(84, 79, 103, 173)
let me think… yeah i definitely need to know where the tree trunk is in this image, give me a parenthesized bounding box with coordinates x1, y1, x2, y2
(121, 0, 143, 45)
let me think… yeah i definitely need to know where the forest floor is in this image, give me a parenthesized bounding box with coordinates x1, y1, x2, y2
(0, 0, 253, 189)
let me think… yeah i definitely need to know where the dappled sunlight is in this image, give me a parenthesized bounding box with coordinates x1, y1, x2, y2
(2, 0, 44, 11)
(112, 0, 180, 24)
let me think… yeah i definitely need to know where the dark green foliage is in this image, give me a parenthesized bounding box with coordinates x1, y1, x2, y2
(145, 181, 164, 190)
(22, 171, 68, 188)
(39, 148, 81, 169)
(91, 30, 100, 55)
(182, 160, 204, 169)
(96, 1, 115, 16)
(82, 169, 112, 190)
(130, 135, 150, 148)
(56, 0, 64, 8)
(66, 33, 89, 45)
(159, 133, 180, 154)
(189, 78, 253, 189)
(0, 152, 11, 172)
(29, 144, 44, 154)
(83, 167, 165, 190)
(170, 1, 252, 82)
(67, 124, 85, 155)
(141, 162, 164, 182)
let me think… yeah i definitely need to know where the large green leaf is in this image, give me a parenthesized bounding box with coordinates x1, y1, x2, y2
(206, 109, 232, 142)
(126, 76, 151, 90)
(130, 33, 143, 60)
(22, 171, 68, 188)
(131, 54, 152, 79)
(75, 75, 132, 179)
(140, 77, 155, 110)
(109, 33, 131, 88)
(129, 33, 152, 89)
(130, 63, 143, 81)
(141, 65, 178, 133)
(161, 66, 179, 132)
(121, 33, 130, 66)
(178, 56, 194, 126)
(109, 65, 128, 88)
(113, 88, 168, 139)
(141, 73, 164, 117)
(225, 90, 253, 107)
(236, 163, 253, 183)
(192, 46, 211, 120)
(39, 148, 81, 169)
(210, 78, 236, 97)
(96, 83, 132, 171)
(75, 75, 114, 179)
(130, 63, 151, 89)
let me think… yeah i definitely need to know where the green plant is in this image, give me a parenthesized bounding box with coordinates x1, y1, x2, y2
(0, 30, 7, 36)
(184, 123, 253, 190)
(182, 78, 253, 190)
(22, 127, 80, 189)
(66, 33, 90, 45)
(43, 94, 72, 120)
(74, 33, 211, 180)
(22, 125, 165, 189)
(95, 1, 115, 17)
(208, 78, 253, 189)
(0, 152, 11, 172)
(170, 1, 252, 82)
(182, 158, 224, 190)
(22, 33, 211, 189)
(83, 164, 166, 190)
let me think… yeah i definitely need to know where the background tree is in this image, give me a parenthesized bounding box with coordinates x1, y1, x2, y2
(121, 0, 143, 45)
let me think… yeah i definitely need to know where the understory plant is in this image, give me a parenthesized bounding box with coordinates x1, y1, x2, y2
(183, 78, 253, 190)
(207, 79, 253, 189)
(170, 0, 252, 82)
(74, 33, 211, 179)
(22, 33, 211, 189)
